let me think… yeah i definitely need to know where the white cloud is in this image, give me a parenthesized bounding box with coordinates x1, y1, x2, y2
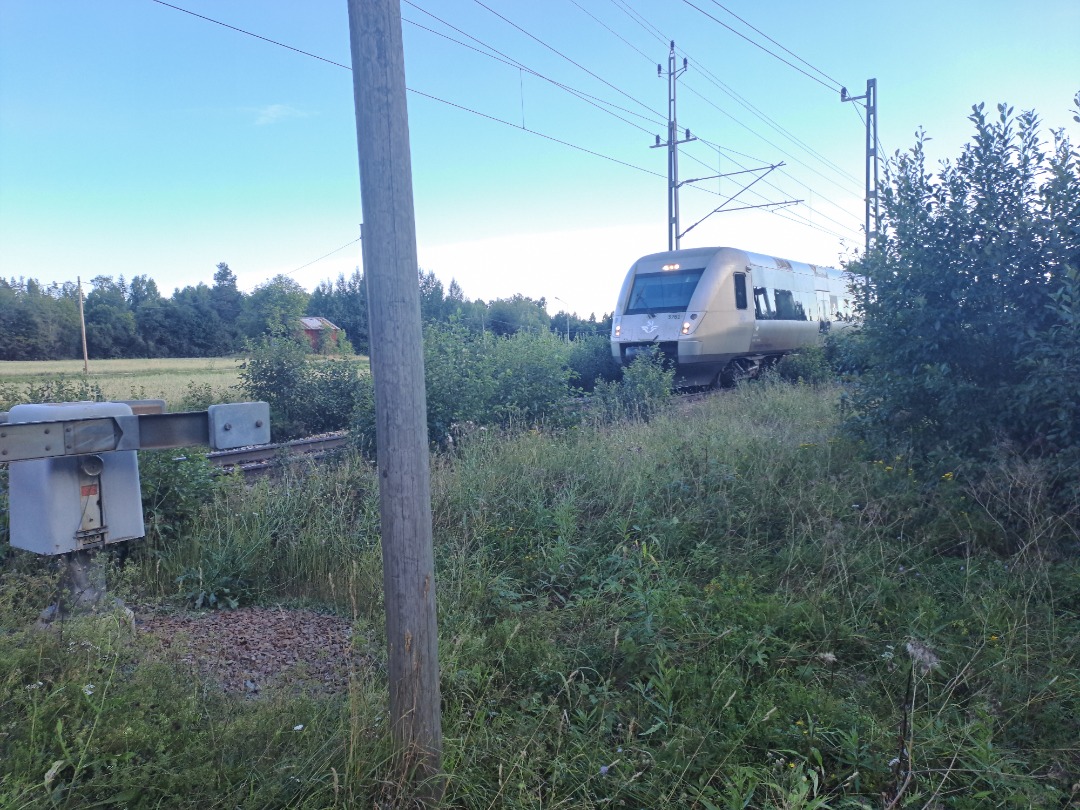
(253, 104, 308, 126)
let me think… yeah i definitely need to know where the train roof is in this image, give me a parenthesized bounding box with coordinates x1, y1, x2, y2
(633, 246, 848, 280)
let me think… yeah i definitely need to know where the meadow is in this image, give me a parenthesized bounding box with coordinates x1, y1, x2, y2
(1, 379, 1077, 808)
(0, 355, 368, 414)
(0, 357, 245, 410)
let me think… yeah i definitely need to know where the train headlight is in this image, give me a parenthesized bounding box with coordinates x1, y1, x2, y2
(613, 319, 622, 338)
(680, 312, 703, 336)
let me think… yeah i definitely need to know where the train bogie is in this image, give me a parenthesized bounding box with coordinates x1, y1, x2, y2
(611, 247, 857, 386)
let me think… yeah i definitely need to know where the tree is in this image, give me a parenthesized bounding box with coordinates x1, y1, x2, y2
(418, 269, 445, 323)
(128, 275, 166, 357)
(486, 294, 549, 336)
(0, 278, 81, 360)
(84, 275, 138, 358)
(847, 99, 1079, 478)
(242, 274, 310, 338)
(210, 262, 244, 352)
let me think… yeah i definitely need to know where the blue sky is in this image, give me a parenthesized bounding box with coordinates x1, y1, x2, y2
(1, 0, 1077, 318)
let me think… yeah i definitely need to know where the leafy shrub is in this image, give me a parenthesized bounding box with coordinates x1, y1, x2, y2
(356, 325, 580, 450)
(175, 560, 250, 609)
(240, 335, 366, 440)
(139, 449, 222, 546)
(421, 324, 497, 442)
(591, 347, 673, 421)
(486, 330, 575, 428)
(847, 100, 1080, 492)
(566, 333, 622, 392)
(177, 380, 232, 411)
(775, 345, 834, 385)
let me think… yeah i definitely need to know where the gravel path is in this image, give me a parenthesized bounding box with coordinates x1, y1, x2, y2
(136, 606, 372, 697)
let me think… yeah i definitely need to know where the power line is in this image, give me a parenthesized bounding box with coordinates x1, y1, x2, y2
(148, 0, 351, 70)
(588, 0, 861, 240)
(402, 6, 663, 134)
(703, 0, 844, 90)
(598, 0, 862, 193)
(149, 0, 665, 176)
(682, 82, 862, 198)
(148, 0, 856, 247)
(607, 0, 668, 46)
(468, 0, 663, 120)
(408, 88, 664, 179)
(686, 135, 861, 228)
(678, 0, 840, 93)
(684, 66, 860, 187)
(286, 237, 362, 277)
(567, 0, 655, 63)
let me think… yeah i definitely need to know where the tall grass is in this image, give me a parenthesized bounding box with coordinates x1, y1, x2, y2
(1, 380, 1077, 808)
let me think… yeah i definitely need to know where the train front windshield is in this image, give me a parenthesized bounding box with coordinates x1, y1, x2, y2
(624, 268, 705, 315)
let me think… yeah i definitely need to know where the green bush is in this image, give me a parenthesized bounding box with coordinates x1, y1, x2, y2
(847, 99, 1080, 494)
(775, 345, 834, 385)
(591, 347, 674, 421)
(486, 330, 575, 428)
(355, 325, 579, 449)
(240, 335, 366, 440)
(567, 333, 622, 392)
(420, 324, 497, 442)
(138, 449, 222, 546)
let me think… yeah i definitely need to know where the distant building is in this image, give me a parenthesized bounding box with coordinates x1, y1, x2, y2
(297, 316, 341, 350)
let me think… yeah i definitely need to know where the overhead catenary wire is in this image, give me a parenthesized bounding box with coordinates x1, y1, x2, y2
(593, 0, 863, 192)
(411, 0, 859, 241)
(678, 0, 841, 93)
(466, 0, 664, 120)
(408, 3, 855, 243)
(567, 0, 655, 63)
(149, 0, 665, 178)
(702, 0, 845, 90)
(683, 68, 861, 187)
(572, 0, 861, 233)
(402, 5, 664, 134)
(148, 0, 861, 252)
(687, 136, 862, 230)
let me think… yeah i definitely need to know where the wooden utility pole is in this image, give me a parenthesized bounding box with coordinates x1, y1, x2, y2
(77, 276, 89, 374)
(346, 0, 442, 798)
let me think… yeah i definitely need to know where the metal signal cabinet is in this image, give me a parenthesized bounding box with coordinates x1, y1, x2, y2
(8, 401, 145, 555)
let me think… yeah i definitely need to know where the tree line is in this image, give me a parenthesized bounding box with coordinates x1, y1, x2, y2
(0, 263, 611, 361)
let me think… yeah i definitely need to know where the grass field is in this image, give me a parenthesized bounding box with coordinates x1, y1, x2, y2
(0, 355, 368, 413)
(0, 357, 245, 409)
(2, 380, 1077, 808)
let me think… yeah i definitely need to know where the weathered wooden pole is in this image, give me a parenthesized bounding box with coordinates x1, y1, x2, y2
(346, 0, 442, 797)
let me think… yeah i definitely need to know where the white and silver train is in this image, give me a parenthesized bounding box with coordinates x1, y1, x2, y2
(610, 246, 858, 386)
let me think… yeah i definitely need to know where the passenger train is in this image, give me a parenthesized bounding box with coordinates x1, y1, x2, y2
(610, 246, 859, 387)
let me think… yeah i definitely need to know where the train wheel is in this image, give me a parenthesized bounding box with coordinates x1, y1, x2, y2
(715, 359, 751, 388)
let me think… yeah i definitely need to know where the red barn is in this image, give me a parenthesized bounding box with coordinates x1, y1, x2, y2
(297, 316, 341, 351)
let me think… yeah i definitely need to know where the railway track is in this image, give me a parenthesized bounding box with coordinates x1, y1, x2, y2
(206, 389, 719, 477)
(207, 432, 349, 477)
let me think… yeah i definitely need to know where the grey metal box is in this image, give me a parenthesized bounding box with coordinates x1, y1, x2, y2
(8, 401, 145, 555)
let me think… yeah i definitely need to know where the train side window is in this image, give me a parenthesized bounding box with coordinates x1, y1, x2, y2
(733, 273, 748, 310)
(753, 286, 772, 319)
(775, 289, 798, 320)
